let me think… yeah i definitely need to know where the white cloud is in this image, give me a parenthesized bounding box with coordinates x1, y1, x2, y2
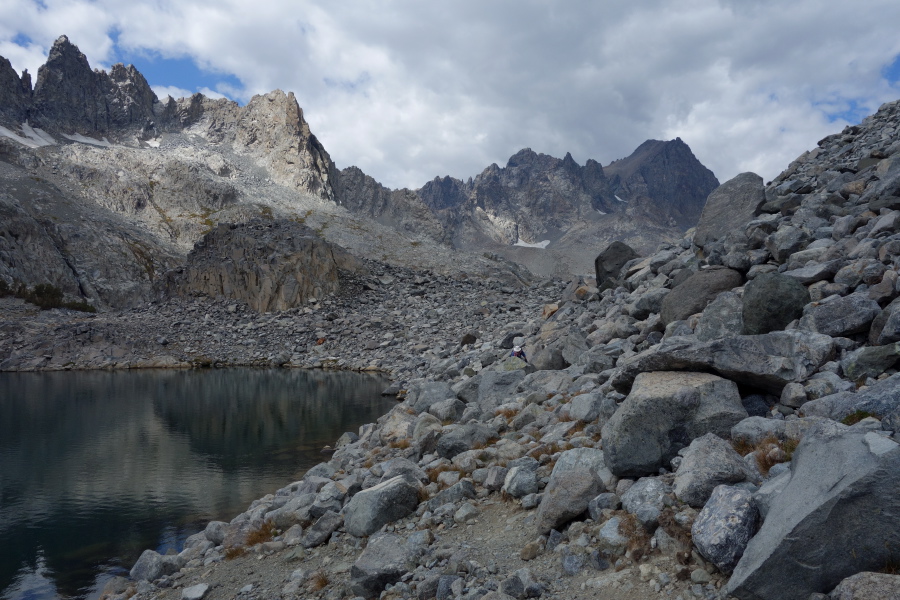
(151, 85, 193, 101)
(2, 0, 900, 189)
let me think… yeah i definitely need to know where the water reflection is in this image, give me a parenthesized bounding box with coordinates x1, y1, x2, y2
(0, 369, 393, 600)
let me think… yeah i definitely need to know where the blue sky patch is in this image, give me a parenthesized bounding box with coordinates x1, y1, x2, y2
(814, 98, 868, 124)
(113, 47, 244, 102)
(883, 54, 900, 84)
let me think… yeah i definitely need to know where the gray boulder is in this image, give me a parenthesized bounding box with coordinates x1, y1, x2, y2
(300, 510, 343, 548)
(782, 259, 845, 285)
(674, 433, 759, 508)
(726, 425, 900, 600)
(603, 371, 747, 476)
(350, 533, 412, 598)
(428, 397, 467, 422)
(595, 241, 639, 291)
(660, 267, 744, 325)
(828, 572, 900, 600)
(801, 373, 900, 422)
(742, 273, 810, 335)
(426, 479, 476, 511)
(343, 476, 420, 537)
(454, 370, 526, 414)
(129, 549, 182, 582)
(869, 296, 900, 345)
(203, 521, 228, 545)
(503, 465, 540, 499)
(620, 477, 670, 528)
(695, 172, 766, 249)
(567, 392, 606, 423)
(611, 330, 835, 395)
(535, 448, 608, 533)
(765, 226, 809, 263)
(799, 293, 881, 337)
(695, 291, 744, 341)
(841, 343, 900, 382)
(692, 485, 758, 574)
(410, 381, 456, 414)
(436, 423, 496, 459)
(380, 457, 430, 486)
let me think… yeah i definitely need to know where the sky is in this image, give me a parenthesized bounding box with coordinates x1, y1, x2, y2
(2, 1, 900, 191)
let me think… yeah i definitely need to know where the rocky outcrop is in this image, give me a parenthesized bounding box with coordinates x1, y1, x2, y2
(162, 219, 362, 312)
(694, 172, 765, 249)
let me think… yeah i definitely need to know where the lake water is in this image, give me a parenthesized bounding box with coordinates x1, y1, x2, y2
(0, 368, 394, 600)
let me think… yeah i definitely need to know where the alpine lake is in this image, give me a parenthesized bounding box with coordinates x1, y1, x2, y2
(0, 368, 395, 600)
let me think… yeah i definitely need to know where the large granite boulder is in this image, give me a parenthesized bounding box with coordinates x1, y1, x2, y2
(594, 241, 639, 291)
(535, 448, 608, 533)
(694, 172, 766, 249)
(695, 291, 744, 341)
(610, 330, 835, 395)
(674, 433, 759, 508)
(129, 549, 183, 582)
(453, 370, 526, 414)
(829, 572, 900, 600)
(692, 485, 758, 574)
(798, 292, 881, 338)
(741, 273, 810, 335)
(343, 476, 420, 537)
(409, 381, 456, 414)
(660, 267, 744, 325)
(602, 371, 747, 476)
(350, 533, 412, 598)
(726, 425, 900, 600)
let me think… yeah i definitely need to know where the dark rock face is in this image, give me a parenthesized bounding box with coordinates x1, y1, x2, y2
(30, 36, 158, 135)
(742, 273, 810, 334)
(163, 220, 362, 312)
(604, 138, 720, 230)
(594, 241, 639, 291)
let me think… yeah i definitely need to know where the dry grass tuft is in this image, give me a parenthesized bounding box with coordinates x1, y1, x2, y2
(471, 437, 500, 450)
(617, 512, 652, 563)
(246, 520, 278, 546)
(309, 570, 330, 591)
(426, 463, 464, 484)
(388, 437, 411, 449)
(496, 407, 520, 419)
(658, 507, 692, 550)
(224, 546, 247, 560)
(733, 434, 800, 476)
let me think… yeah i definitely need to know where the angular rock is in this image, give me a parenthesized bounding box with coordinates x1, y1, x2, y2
(611, 330, 835, 395)
(181, 583, 209, 600)
(350, 533, 411, 599)
(695, 291, 744, 341)
(674, 433, 759, 508)
(695, 173, 766, 249)
(741, 273, 810, 335)
(595, 242, 639, 291)
(603, 371, 747, 476)
(620, 477, 669, 528)
(129, 549, 183, 582)
(300, 510, 343, 548)
(765, 226, 808, 263)
(503, 465, 540, 499)
(344, 476, 420, 537)
(799, 293, 881, 337)
(536, 448, 608, 533)
(726, 425, 900, 600)
(841, 343, 900, 382)
(781, 259, 844, 285)
(435, 423, 496, 459)
(692, 485, 758, 574)
(426, 479, 476, 511)
(801, 373, 900, 422)
(660, 267, 744, 325)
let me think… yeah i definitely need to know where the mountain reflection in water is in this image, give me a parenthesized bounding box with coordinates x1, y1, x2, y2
(0, 368, 393, 600)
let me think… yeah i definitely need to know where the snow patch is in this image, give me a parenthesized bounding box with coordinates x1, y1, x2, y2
(596, 209, 607, 215)
(0, 122, 57, 148)
(144, 139, 161, 148)
(615, 195, 626, 202)
(514, 238, 550, 249)
(61, 132, 113, 147)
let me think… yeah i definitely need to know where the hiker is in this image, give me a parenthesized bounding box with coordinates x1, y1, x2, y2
(510, 345, 527, 362)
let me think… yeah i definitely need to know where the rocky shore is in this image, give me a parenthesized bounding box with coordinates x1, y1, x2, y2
(7, 95, 900, 600)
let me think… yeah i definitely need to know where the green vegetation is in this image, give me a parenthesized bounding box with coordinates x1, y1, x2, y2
(0, 280, 96, 312)
(841, 410, 880, 425)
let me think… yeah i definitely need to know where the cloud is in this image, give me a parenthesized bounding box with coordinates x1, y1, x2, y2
(151, 85, 193, 101)
(2, 0, 900, 189)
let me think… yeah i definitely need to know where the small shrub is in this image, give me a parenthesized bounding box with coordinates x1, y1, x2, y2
(246, 520, 278, 546)
(495, 407, 520, 419)
(224, 546, 246, 560)
(426, 464, 463, 484)
(732, 435, 800, 477)
(841, 410, 880, 426)
(617, 512, 651, 563)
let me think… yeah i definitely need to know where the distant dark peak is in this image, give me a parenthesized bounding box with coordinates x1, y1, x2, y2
(507, 148, 538, 168)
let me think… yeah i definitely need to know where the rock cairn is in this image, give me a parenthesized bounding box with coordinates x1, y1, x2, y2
(16, 102, 900, 600)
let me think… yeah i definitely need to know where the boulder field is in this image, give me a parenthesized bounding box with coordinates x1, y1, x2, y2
(10, 102, 900, 600)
